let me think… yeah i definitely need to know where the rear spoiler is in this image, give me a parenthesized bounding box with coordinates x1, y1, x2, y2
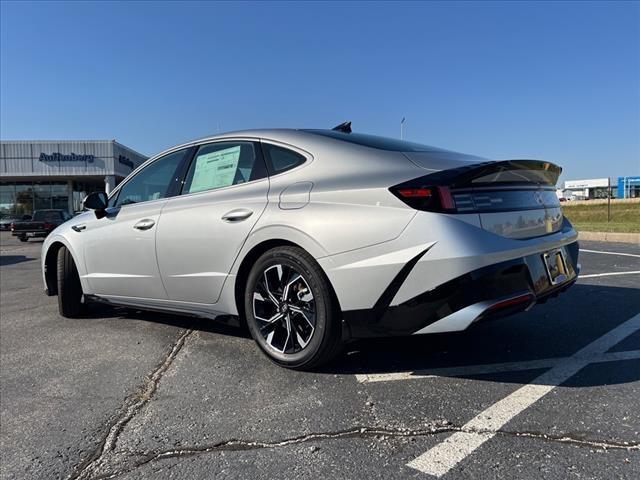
(418, 160, 562, 188)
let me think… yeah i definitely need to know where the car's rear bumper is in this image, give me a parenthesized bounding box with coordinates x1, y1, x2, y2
(11, 231, 48, 237)
(342, 241, 579, 338)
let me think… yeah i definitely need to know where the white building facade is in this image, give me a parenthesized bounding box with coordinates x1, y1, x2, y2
(0, 140, 147, 215)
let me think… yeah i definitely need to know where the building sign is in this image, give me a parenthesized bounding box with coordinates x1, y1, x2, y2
(564, 178, 609, 189)
(39, 152, 95, 163)
(118, 154, 135, 170)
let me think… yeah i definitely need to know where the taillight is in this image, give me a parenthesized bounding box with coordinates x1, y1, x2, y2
(390, 183, 455, 213)
(438, 186, 455, 210)
(397, 187, 433, 198)
(43, 222, 54, 230)
(391, 175, 560, 214)
(10, 223, 15, 231)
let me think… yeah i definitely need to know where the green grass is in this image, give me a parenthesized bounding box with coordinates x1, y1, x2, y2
(562, 202, 640, 233)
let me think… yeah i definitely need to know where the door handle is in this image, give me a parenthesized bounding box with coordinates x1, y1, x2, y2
(133, 219, 156, 230)
(72, 224, 86, 232)
(222, 209, 253, 222)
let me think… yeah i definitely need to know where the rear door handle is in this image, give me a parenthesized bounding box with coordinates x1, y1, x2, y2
(222, 209, 253, 222)
(133, 219, 155, 230)
(72, 224, 86, 232)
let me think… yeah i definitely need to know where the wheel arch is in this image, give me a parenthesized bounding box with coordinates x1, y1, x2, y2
(42, 236, 86, 296)
(232, 238, 342, 329)
(44, 241, 66, 295)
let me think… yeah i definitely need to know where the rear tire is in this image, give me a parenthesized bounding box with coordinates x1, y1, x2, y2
(57, 246, 85, 318)
(18, 236, 27, 242)
(244, 246, 343, 370)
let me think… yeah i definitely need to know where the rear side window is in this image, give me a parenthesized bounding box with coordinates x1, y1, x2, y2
(182, 142, 267, 195)
(262, 143, 306, 174)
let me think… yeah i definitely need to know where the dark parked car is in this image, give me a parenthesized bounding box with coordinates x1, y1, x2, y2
(0, 214, 30, 231)
(11, 210, 72, 242)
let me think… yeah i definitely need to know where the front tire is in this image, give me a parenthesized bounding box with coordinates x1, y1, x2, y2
(57, 246, 85, 318)
(18, 235, 27, 242)
(244, 246, 343, 370)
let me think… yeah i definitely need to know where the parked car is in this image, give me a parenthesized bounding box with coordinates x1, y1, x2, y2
(12, 209, 72, 242)
(41, 126, 579, 369)
(0, 214, 30, 231)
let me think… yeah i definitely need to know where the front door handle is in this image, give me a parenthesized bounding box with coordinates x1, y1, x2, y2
(133, 219, 155, 230)
(222, 209, 253, 222)
(72, 224, 86, 232)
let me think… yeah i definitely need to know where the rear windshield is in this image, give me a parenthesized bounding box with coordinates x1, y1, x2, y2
(33, 211, 63, 221)
(302, 129, 452, 153)
(468, 162, 561, 186)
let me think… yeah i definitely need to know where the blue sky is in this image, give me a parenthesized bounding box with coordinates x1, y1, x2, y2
(1, 1, 638, 183)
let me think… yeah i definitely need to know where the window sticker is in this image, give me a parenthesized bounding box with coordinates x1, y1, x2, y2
(189, 146, 241, 193)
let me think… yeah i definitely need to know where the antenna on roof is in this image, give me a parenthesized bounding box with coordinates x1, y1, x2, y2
(331, 121, 352, 134)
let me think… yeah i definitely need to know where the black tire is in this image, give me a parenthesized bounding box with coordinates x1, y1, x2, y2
(57, 246, 85, 318)
(244, 246, 343, 370)
(18, 236, 28, 242)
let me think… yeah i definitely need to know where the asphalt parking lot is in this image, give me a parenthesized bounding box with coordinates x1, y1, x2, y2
(1, 231, 638, 480)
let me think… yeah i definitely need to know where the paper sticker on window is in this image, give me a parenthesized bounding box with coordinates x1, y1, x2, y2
(189, 146, 241, 193)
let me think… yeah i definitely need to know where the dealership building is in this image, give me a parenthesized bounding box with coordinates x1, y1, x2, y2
(0, 140, 147, 215)
(562, 176, 640, 200)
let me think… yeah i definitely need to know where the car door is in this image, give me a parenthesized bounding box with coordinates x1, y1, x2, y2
(81, 148, 191, 299)
(156, 140, 269, 303)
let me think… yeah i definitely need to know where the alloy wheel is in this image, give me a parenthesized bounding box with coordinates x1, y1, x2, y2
(252, 264, 316, 354)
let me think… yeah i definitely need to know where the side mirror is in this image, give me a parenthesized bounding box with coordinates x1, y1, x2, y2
(83, 192, 108, 218)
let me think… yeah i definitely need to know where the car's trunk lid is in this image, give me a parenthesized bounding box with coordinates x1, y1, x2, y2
(399, 157, 564, 239)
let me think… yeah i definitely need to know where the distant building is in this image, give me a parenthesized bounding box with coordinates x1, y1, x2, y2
(563, 178, 613, 200)
(0, 140, 147, 215)
(617, 176, 640, 199)
(563, 176, 640, 200)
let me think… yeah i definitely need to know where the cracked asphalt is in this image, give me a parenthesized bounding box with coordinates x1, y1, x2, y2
(1, 231, 639, 479)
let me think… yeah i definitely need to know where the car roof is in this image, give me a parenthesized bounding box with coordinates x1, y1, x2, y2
(158, 128, 471, 156)
(186, 129, 326, 146)
(143, 128, 486, 170)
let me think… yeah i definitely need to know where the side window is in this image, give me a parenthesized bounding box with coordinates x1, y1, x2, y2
(262, 143, 306, 175)
(182, 142, 266, 195)
(115, 149, 188, 207)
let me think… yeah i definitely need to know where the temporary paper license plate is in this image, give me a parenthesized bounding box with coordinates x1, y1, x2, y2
(542, 248, 569, 286)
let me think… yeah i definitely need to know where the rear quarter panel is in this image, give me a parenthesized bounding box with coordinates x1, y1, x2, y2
(253, 138, 424, 257)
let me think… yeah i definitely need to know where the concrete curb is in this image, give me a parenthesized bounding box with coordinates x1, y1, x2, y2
(578, 231, 640, 244)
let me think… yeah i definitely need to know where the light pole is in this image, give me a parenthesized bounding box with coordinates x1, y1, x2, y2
(400, 117, 405, 140)
(607, 177, 611, 223)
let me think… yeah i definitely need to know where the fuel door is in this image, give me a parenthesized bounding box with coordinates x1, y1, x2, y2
(279, 182, 313, 210)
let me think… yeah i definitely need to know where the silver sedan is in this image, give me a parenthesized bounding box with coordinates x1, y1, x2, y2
(42, 125, 579, 369)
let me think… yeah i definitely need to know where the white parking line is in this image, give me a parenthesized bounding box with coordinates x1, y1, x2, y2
(579, 271, 640, 279)
(356, 359, 559, 383)
(356, 350, 640, 384)
(579, 249, 640, 259)
(406, 313, 640, 477)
